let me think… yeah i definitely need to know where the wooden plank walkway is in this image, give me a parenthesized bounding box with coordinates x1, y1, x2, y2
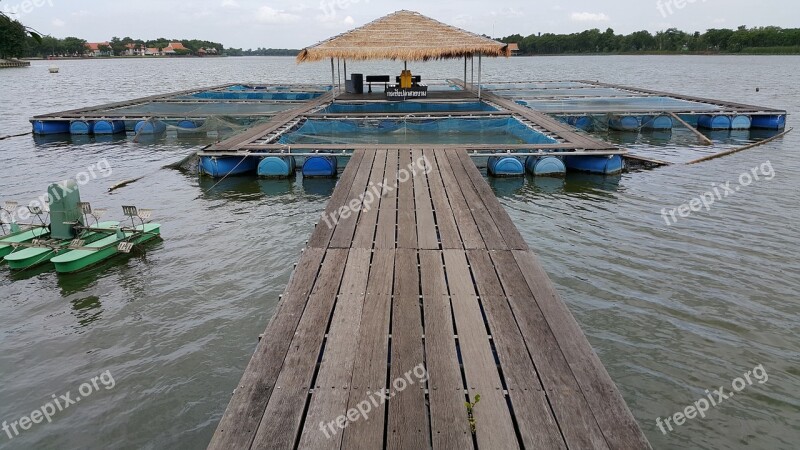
(208, 148, 650, 449)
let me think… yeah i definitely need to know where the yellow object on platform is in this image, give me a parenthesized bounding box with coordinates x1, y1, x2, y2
(400, 70, 412, 89)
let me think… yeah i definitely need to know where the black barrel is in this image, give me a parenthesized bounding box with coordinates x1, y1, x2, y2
(351, 73, 364, 94)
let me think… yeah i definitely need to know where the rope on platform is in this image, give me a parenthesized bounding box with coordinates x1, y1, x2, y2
(0, 132, 32, 141)
(686, 127, 793, 165)
(195, 155, 250, 199)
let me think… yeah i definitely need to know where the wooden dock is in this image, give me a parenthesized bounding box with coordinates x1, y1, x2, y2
(208, 147, 650, 449)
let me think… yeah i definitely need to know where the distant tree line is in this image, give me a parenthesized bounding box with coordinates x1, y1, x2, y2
(226, 48, 300, 56)
(501, 26, 800, 54)
(21, 35, 225, 57)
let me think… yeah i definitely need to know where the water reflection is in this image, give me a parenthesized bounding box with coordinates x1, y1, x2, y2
(527, 176, 567, 194)
(301, 177, 337, 197)
(563, 172, 622, 194)
(69, 295, 103, 328)
(488, 176, 525, 198)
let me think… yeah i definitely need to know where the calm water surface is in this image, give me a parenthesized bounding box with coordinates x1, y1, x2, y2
(1, 56, 798, 449)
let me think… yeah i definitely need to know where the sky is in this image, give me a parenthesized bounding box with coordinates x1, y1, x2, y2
(3, 0, 798, 48)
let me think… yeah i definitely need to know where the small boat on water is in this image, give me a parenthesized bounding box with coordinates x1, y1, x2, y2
(51, 207, 161, 273)
(5, 220, 120, 270)
(2, 181, 162, 273)
(0, 202, 50, 259)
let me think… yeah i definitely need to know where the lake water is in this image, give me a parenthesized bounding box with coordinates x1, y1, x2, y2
(1, 56, 799, 449)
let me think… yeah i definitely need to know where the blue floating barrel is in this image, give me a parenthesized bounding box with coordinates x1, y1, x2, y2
(32, 120, 70, 135)
(487, 156, 524, 177)
(258, 156, 296, 178)
(525, 156, 566, 177)
(641, 115, 673, 130)
(177, 119, 200, 129)
(93, 120, 126, 134)
(751, 114, 786, 130)
(134, 120, 167, 135)
(69, 120, 93, 135)
(697, 115, 732, 130)
(729, 115, 752, 130)
(200, 156, 258, 177)
(302, 156, 338, 178)
(608, 115, 640, 131)
(566, 116, 592, 131)
(564, 155, 623, 175)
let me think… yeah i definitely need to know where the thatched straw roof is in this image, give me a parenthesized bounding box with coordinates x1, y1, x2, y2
(297, 10, 509, 63)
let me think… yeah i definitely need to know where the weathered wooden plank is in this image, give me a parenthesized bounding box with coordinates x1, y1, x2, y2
(397, 209, 418, 249)
(375, 208, 397, 250)
(329, 150, 377, 248)
(208, 248, 326, 450)
(384, 149, 399, 201)
(465, 249, 582, 449)
(352, 150, 388, 249)
(419, 250, 472, 448)
(297, 249, 372, 449)
(482, 250, 609, 449)
(444, 149, 507, 250)
(453, 149, 528, 250)
(423, 149, 461, 249)
(512, 250, 651, 449)
(396, 150, 418, 249)
(308, 151, 367, 249)
(340, 250, 395, 450)
(442, 250, 523, 450)
(434, 151, 485, 250)
(374, 150, 399, 249)
(413, 150, 439, 250)
(249, 249, 350, 449)
(387, 249, 429, 449)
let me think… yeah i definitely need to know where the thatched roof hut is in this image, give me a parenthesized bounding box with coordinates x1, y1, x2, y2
(297, 10, 509, 63)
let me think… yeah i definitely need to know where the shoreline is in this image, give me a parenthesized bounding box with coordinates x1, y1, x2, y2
(0, 59, 31, 68)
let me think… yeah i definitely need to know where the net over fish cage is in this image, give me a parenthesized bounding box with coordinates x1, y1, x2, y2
(277, 117, 557, 146)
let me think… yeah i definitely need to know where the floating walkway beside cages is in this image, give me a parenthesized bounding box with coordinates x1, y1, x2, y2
(197, 79, 625, 178)
(486, 79, 787, 132)
(208, 147, 651, 449)
(29, 83, 332, 135)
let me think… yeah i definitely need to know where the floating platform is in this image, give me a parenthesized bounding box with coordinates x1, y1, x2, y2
(29, 78, 787, 171)
(0, 59, 30, 68)
(208, 148, 651, 449)
(29, 83, 331, 135)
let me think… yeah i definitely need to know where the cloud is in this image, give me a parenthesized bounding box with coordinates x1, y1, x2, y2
(51, 18, 65, 27)
(570, 12, 610, 22)
(490, 7, 523, 18)
(257, 6, 301, 24)
(221, 0, 240, 8)
(712, 17, 727, 24)
(343, 15, 354, 25)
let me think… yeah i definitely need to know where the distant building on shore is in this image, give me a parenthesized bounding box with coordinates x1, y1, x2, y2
(85, 42, 111, 57)
(162, 42, 187, 55)
(124, 43, 147, 56)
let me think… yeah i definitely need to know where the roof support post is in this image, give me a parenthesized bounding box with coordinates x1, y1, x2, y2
(330, 58, 336, 101)
(464, 56, 467, 88)
(470, 53, 474, 88)
(478, 53, 482, 98)
(343, 59, 347, 82)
